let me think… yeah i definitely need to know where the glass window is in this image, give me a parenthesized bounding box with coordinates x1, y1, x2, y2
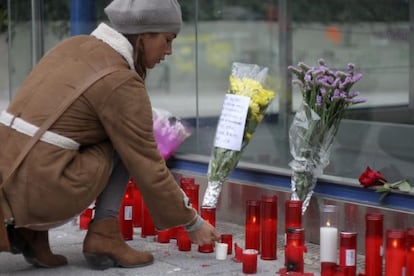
(4, 0, 414, 188)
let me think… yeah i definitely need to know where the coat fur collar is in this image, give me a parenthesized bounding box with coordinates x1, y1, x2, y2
(91, 23, 135, 71)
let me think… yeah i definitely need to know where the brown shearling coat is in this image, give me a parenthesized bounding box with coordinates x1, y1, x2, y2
(0, 31, 195, 230)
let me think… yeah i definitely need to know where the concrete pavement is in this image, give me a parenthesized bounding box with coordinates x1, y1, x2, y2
(0, 220, 325, 276)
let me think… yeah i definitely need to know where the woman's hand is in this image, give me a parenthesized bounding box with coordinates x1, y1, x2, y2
(187, 220, 220, 246)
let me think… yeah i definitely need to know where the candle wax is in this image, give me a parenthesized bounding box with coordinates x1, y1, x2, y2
(215, 242, 228, 260)
(320, 227, 338, 263)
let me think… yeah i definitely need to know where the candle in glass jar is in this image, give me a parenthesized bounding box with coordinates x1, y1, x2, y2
(141, 201, 156, 238)
(180, 176, 195, 188)
(339, 232, 357, 276)
(406, 228, 414, 276)
(245, 200, 261, 251)
(285, 199, 302, 233)
(221, 234, 233, 255)
(131, 180, 142, 227)
(320, 205, 338, 275)
(119, 183, 134, 240)
(234, 242, 243, 262)
(385, 229, 406, 276)
(365, 213, 384, 276)
(79, 205, 93, 230)
(157, 229, 171, 243)
(177, 229, 192, 251)
(198, 206, 216, 253)
(260, 194, 277, 260)
(285, 228, 305, 273)
(242, 249, 258, 274)
(181, 182, 200, 213)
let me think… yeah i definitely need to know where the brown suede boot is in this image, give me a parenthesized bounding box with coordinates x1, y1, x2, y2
(83, 218, 154, 269)
(0, 208, 10, 252)
(17, 228, 68, 268)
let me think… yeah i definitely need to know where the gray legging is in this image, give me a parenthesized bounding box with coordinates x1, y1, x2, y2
(93, 152, 130, 221)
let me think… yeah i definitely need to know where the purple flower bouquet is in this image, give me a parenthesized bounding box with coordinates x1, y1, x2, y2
(288, 59, 366, 213)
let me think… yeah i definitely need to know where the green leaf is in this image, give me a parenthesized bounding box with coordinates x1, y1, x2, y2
(383, 183, 391, 189)
(375, 186, 390, 193)
(389, 180, 404, 188)
(397, 181, 411, 192)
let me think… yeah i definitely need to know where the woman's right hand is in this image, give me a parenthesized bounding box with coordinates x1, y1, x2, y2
(187, 220, 220, 246)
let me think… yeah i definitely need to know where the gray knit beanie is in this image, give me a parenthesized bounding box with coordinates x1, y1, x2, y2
(104, 0, 182, 35)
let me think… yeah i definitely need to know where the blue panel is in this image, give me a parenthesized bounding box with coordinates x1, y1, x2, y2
(70, 0, 96, 35)
(168, 158, 414, 213)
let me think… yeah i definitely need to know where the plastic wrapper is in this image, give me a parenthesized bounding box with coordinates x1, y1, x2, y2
(152, 108, 192, 160)
(288, 59, 365, 214)
(289, 103, 338, 213)
(202, 62, 275, 208)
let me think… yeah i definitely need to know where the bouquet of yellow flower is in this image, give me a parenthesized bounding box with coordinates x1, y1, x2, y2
(288, 59, 365, 214)
(202, 62, 275, 208)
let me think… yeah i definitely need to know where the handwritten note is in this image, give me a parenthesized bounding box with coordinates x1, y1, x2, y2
(214, 94, 250, 151)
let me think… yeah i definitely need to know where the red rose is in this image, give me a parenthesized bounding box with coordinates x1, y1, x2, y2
(358, 166, 387, 188)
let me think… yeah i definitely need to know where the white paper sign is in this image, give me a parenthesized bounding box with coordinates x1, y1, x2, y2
(214, 94, 250, 151)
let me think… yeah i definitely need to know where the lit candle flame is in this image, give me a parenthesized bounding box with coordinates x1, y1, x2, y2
(326, 220, 331, 227)
(392, 239, 398, 248)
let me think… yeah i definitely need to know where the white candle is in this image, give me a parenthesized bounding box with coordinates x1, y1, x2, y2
(215, 242, 228, 260)
(320, 226, 338, 262)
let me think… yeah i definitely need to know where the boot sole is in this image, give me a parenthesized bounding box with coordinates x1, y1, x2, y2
(83, 252, 154, 270)
(23, 255, 67, 268)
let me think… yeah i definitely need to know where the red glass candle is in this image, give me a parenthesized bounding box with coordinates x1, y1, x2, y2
(177, 235, 192, 251)
(180, 176, 195, 188)
(79, 206, 93, 230)
(181, 182, 200, 214)
(285, 200, 302, 233)
(119, 183, 134, 240)
(234, 242, 243, 262)
(321, 262, 337, 276)
(365, 213, 384, 276)
(157, 229, 171, 243)
(141, 201, 156, 237)
(245, 200, 261, 251)
(385, 229, 406, 276)
(131, 179, 142, 227)
(177, 228, 192, 251)
(242, 249, 258, 274)
(339, 232, 357, 276)
(334, 265, 346, 276)
(261, 194, 277, 260)
(285, 228, 305, 273)
(221, 234, 233, 255)
(198, 206, 216, 253)
(406, 228, 414, 276)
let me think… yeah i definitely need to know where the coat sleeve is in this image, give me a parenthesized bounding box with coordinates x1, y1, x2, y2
(97, 74, 196, 230)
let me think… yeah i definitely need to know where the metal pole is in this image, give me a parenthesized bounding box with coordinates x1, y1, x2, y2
(409, 0, 414, 113)
(278, 0, 292, 136)
(31, 0, 44, 67)
(70, 0, 96, 35)
(194, 0, 200, 154)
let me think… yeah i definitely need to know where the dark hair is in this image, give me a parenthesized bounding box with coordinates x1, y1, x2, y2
(126, 34, 147, 79)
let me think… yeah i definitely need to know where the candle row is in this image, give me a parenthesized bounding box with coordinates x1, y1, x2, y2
(245, 194, 278, 260)
(319, 207, 414, 276)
